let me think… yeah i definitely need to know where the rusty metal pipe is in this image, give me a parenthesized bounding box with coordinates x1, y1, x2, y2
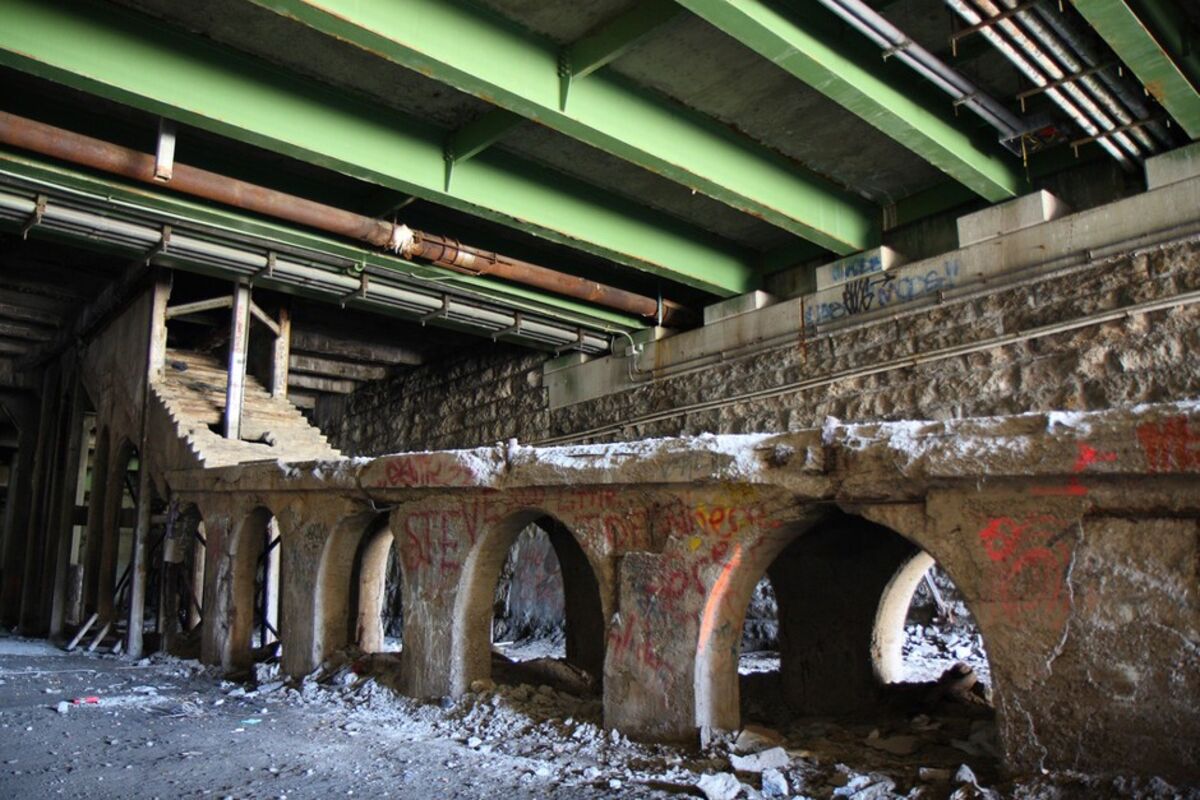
(398, 229, 673, 321)
(0, 111, 690, 326)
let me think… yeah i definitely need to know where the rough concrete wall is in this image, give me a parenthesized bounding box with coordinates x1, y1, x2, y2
(315, 345, 547, 455)
(492, 525, 564, 643)
(315, 242, 1200, 454)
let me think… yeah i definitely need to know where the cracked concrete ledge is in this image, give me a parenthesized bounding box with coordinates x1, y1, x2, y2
(166, 398, 1200, 500)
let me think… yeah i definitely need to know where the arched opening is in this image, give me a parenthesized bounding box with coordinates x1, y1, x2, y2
(91, 439, 138, 635)
(456, 512, 605, 697)
(352, 521, 402, 655)
(160, 502, 206, 658)
(228, 507, 283, 670)
(876, 558, 992, 690)
(717, 510, 997, 777)
(64, 412, 98, 628)
(80, 426, 110, 621)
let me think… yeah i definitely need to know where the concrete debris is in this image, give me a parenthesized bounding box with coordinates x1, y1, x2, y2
(863, 730, 920, 756)
(728, 746, 789, 772)
(918, 766, 952, 783)
(54, 700, 69, 715)
(732, 724, 784, 754)
(760, 767, 788, 797)
(697, 772, 743, 800)
(832, 773, 897, 800)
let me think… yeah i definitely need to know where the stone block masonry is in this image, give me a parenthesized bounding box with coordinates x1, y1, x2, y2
(318, 344, 549, 455)
(317, 236, 1200, 453)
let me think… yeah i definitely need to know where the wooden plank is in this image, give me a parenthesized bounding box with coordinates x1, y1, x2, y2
(271, 305, 290, 399)
(288, 353, 388, 382)
(290, 328, 423, 366)
(223, 283, 251, 440)
(286, 372, 358, 394)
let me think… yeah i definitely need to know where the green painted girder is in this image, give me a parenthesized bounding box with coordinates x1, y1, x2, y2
(0, 0, 754, 296)
(443, 0, 682, 175)
(247, 0, 879, 255)
(565, 0, 684, 80)
(1070, 0, 1200, 139)
(676, 0, 1025, 203)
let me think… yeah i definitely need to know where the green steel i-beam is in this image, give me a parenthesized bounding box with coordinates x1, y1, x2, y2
(566, 0, 684, 80)
(1070, 0, 1200, 139)
(444, 1, 681, 173)
(676, 0, 1025, 203)
(247, 0, 879, 255)
(0, 0, 756, 295)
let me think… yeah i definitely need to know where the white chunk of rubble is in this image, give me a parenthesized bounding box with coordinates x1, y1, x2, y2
(697, 772, 744, 800)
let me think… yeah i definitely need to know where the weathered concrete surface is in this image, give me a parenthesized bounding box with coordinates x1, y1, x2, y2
(170, 400, 1200, 783)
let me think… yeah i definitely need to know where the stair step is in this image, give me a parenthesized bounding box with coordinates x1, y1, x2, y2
(156, 349, 342, 465)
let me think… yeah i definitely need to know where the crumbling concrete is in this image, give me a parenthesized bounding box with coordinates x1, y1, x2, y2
(164, 400, 1200, 783)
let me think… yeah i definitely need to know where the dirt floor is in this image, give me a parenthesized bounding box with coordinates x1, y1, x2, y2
(0, 630, 1194, 799)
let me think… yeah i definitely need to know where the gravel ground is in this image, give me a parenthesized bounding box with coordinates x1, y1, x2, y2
(0, 631, 1192, 799)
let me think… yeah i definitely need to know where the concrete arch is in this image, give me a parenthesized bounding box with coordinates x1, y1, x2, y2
(221, 505, 276, 671)
(449, 509, 607, 696)
(312, 509, 388, 666)
(693, 506, 990, 731)
(352, 518, 398, 653)
(872, 550, 936, 684)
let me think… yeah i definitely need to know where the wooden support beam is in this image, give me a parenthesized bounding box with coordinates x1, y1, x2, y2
(287, 372, 358, 395)
(46, 374, 87, 638)
(288, 353, 389, 382)
(289, 328, 423, 366)
(0, 320, 54, 343)
(18, 365, 61, 634)
(124, 452, 152, 657)
(127, 275, 170, 657)
(223, 283, 251, 441)
(164, 295, 232, 320)
(271, 304, 290, 399)
(0, 300, 61, 327)
(249, 301, 281, 336)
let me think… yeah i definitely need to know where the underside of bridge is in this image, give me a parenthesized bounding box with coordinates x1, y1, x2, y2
(0, 0, 1198, 796)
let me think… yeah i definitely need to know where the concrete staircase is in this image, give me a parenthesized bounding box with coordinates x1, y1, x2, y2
(153, 348, 340, 467)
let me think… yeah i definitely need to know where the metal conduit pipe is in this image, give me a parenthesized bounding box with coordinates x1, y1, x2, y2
(0, 111, 688, 327)
(962, 0, 1141, 159)
(944, 0, 1131, 165)
(0, 188, 611, 352)
(818, 0, 1025, 140)
(1028, 4, 1172, 149)
(977, 0, 1152, 156)
(957, 0, 1148, 161)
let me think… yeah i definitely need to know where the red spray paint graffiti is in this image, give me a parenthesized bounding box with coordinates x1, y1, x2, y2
(1137, 416, 1200, 472)
(377, 455, 477, 488)
(977, 514, 1073, 628)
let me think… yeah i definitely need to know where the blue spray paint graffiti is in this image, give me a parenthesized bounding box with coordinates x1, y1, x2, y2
(805, 260, 961, 326)
(829, 253, 883, 283)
